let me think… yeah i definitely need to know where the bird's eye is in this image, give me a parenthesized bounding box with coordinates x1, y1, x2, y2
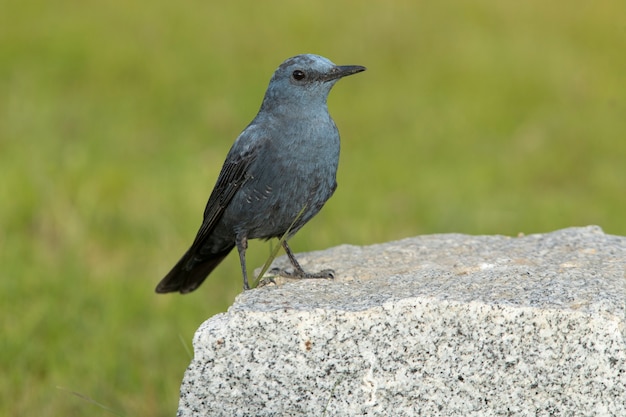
(292, 70, 306, 80)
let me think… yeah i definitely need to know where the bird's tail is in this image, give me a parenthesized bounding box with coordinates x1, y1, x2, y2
(155, 247, 233, 294)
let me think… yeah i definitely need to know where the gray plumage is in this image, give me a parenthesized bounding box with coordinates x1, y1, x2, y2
(156, 54, 365, 294)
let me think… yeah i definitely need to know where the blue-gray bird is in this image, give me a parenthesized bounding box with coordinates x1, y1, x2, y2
(156, 54, 365, 294)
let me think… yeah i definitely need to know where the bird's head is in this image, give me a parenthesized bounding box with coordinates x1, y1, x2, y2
(260, 54, 365, 111)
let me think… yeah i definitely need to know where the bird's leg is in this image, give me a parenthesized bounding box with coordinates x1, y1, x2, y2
(236, 234, 250, 290)
(279, 240, 334, 279)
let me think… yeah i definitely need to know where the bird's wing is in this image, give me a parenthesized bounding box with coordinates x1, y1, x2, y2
(190, 149, 257, 248)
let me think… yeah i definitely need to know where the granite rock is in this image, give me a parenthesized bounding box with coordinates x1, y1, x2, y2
(176, 226, 626, 416)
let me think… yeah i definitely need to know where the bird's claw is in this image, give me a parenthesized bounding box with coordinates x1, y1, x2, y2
(254, 275, 277, 288)
(271, 267, 335, 280)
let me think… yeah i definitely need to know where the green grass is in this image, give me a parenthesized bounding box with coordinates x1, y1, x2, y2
(2, 0, 625, 415)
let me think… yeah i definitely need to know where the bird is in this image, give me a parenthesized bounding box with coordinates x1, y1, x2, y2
(156, 54, 365, 294)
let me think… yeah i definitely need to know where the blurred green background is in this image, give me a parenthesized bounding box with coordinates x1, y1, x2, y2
(2, 0, 625, 415)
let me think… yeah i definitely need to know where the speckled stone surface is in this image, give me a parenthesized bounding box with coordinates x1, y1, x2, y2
(177, 226, 626, 416)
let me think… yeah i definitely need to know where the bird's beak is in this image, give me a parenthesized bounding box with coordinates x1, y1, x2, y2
(323, 65, 366, 82)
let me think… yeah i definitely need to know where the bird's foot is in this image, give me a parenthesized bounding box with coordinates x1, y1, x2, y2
(271, 267, 335, 280)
